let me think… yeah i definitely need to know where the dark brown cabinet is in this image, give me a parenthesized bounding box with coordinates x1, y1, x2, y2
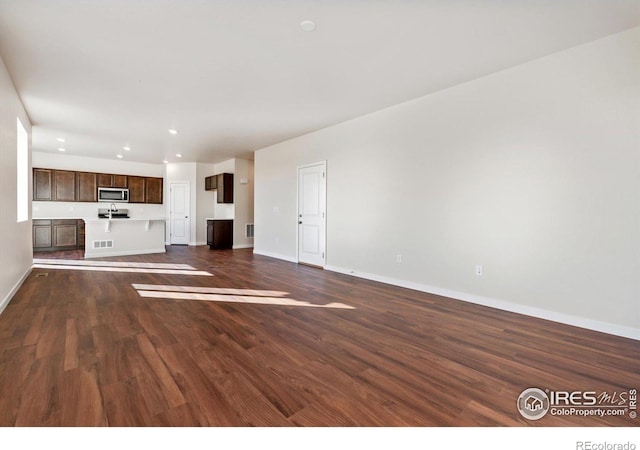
(207, 219, 233, 249)
(33, 169, 52, 201)
(98, 173, 128, 188)
(33, 168, 163, 204)
(53, 170, 76, 201)
(113, 175, 128, 188)
(33, 219, 52, 248)
(204, 175, 217, 191)
(204, 173, 233, 203)
(145, 177, 163, 204)
(33, 219, 85, 251)
(53, 219, 78, 247)
(76, 172, 97, 202)
(216, 173, 234, 203)
(128, 176, 146, 203)
(97, 173, 113, 187)
(78, 221, 85, 248)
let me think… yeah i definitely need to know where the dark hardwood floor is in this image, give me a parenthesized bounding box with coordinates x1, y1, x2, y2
(1, 246, 638, 426)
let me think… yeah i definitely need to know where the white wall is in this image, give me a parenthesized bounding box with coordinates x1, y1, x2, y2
(31, 152, 166, 219)
(196, 162, 216, 245)
(233, 158, 254, 249)
(32, 152, 164, 177)
(213, 159, 235, 220)
(254, 28, 640, 338)
(0, 55, 32, 313)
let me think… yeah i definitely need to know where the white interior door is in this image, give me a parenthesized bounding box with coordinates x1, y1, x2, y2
(298, 162, 326, 267)
(170, 182, 190, 245)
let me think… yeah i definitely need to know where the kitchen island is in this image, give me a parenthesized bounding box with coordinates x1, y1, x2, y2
(83, 217, 166, 258)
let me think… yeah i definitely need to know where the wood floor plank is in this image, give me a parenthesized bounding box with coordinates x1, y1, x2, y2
(22, 306, 46, 346)
(135, 333, 186, 409)
(63, 318, 79, 371)
(0, 345, 36, 426)
(0, 246, 636, 426)
(156, 343, 244, 426)
(61, 366, 107, 426)
(154, 403, 206, 427)
(14, 354, 64, 426)
(102, 378, 158, 426)
(86, 296, 99, 327)
(35, 306, 66, 360)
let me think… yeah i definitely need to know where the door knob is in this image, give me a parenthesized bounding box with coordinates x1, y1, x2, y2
(298, 221, 302, 224)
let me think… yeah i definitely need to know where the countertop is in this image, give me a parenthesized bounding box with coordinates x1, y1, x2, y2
(33, 216, 166, 222)
(83, 217, 167, 223)
(205, 217, 234, 221)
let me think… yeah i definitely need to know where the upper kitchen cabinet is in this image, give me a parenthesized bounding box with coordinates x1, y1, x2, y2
(113, 175, 128, 188)
(76, 172, 97, 202)
(216, 173, 234, 203)
(98, 173, 128, 188)
(145, 177, 163, 204)
(33, 168, 163, 204)
(128, 176, 146, 203)
(33, 168, 52, 201)
(204, 175, 217, 191)
(53, 170, 76, 201)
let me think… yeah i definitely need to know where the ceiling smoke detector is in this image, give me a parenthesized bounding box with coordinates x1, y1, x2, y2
(300, 20, 316, 32)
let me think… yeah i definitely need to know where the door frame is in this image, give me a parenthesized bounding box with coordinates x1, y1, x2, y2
(296, 161, 327, 268)
(169, 180, 191, 245)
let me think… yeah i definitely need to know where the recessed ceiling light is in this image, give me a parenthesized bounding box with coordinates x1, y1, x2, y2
(116, 154, 123, 159)
(123, 146, 131, 151)
(168, 129, 179, 135)
(162, 160, 168, 164)
(57, 147, 66, 152)
(56, 137, 66, 143)
(176, 153, 182, 158)
(300, 20, 316, 32)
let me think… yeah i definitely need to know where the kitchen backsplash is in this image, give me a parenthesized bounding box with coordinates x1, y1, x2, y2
(32, 201, 166, 219)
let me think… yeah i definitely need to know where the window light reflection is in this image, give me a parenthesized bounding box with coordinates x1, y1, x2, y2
(133, 285, 355, 310)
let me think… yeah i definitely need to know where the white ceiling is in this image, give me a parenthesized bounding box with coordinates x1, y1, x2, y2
(0, 0, 639, 164)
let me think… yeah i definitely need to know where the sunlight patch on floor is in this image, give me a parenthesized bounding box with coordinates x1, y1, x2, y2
(133, 284, 355, 309)
(33, 259, 196, 270)
(132, 284, 289, 297)
(33, 263, 212, 276)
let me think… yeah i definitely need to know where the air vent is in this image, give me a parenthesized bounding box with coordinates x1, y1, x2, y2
(245, 223, 254, 238)
(92, 240, 114, 249)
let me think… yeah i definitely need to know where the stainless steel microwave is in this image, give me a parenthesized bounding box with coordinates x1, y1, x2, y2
(98, 187, 129, 202)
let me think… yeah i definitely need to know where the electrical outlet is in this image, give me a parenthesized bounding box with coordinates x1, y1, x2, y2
(396, 254, 402, 263)
(475, 265, 483, 276)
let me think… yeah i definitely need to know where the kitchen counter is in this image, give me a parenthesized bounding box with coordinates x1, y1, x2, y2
(83, 217, 167, 258)
(83, 217, 167, 223)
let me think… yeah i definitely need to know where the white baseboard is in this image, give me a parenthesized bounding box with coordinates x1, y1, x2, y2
(0, 266, 32, 315)
(190, 241, 206, 246)
(325, 265, 640, 341)
(233, 244, 254, 249)
(84, 248, 166, 259)
(252, 249, 298, 263)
